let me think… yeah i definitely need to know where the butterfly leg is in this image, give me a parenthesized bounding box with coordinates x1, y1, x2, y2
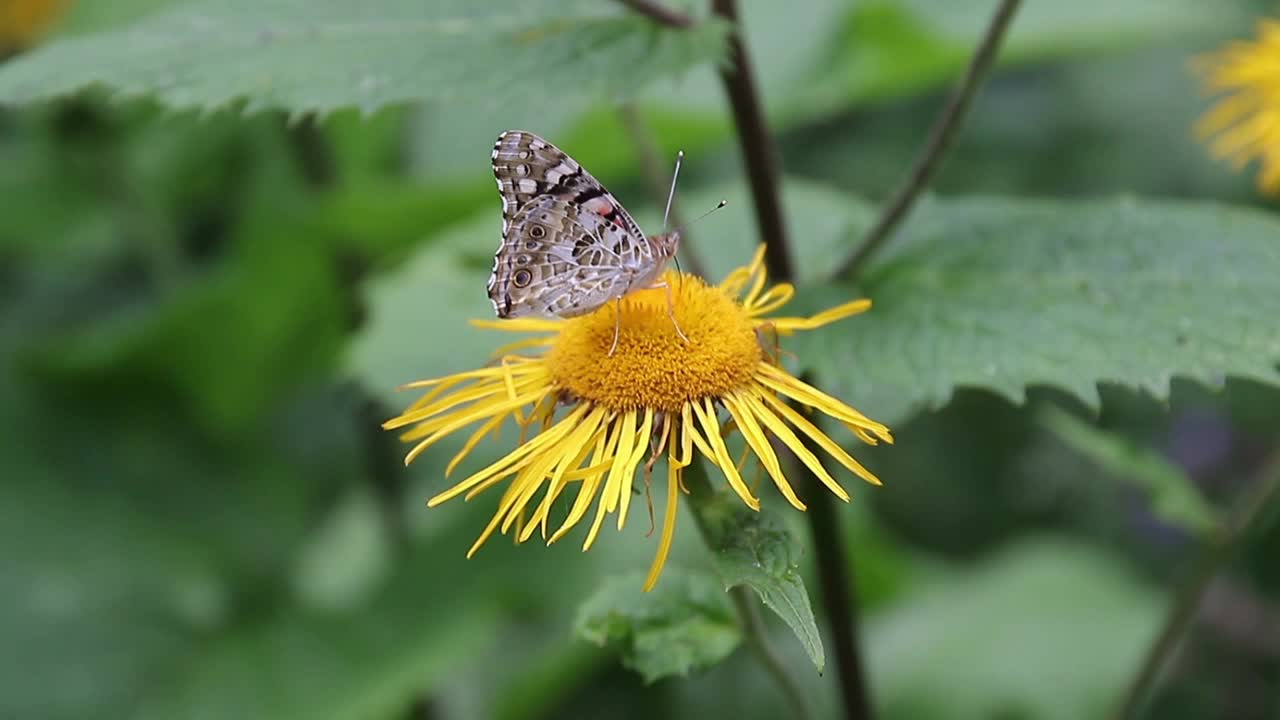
(608, 297, 623, 357)
(651, 281, 691, 344)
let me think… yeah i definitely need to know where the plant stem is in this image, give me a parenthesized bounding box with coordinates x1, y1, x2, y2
(835, 0, 1022, 280)
(617, 0, 695, 28)
(710, 0, 870, 714)
(801, 443, 874, 720)
(618, 103, 710, 278)
(730, 585, 813, 720)
(684, 463, 812, 720)
(286, 114, 337, 188)
(711, 0, 795, 282)
(1111, 454, 1280, 719)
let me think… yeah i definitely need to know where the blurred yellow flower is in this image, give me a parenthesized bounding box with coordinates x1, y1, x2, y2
(1194, 18, 1280, 194)
(0, 0, 70, 54)
(384, 247, 891, 590)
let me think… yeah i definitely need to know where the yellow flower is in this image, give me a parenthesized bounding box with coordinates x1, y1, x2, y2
(1193, 18, 1280, 195)
(384, 247, 892, 591)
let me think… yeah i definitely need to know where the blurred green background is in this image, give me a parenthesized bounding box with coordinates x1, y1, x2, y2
(3, 0, 1280, 718)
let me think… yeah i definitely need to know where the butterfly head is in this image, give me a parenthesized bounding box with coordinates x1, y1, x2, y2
(649, 230, 681, 261)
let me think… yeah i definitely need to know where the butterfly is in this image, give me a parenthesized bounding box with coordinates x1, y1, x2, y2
(487, 130, 689, 355)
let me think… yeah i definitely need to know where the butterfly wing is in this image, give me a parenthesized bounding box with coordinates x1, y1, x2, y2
(488, 194, 637, 319)
(488, 130, 657, 318)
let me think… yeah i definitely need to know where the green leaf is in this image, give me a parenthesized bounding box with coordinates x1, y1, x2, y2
(20, 213, 348, 440)
(575, 569, 740, 683)
(346, 211, 516, 408)
(0, 0, 728, 115)
(793, 0, 1232, 118)
(0, 378, 365, 719)
(134, 540, 507, 720)
(793, 196, 1280, 424)
(869, 537, 1163, 720)
(1040, 406, 1218, 534)
(690, 482, 825, 672)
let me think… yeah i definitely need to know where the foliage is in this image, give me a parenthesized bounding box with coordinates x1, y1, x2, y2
(688, 482, 826, 672)
(2, 0, 1278, 719)
(1041, 406, 1218, 535)
(793, 196, 1280, 423)
(0, 0, 728, 114)
(575, 569, 741, 683)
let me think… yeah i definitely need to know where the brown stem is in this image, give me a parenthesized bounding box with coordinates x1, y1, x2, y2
(286, 115, 337, 189)
(711, 0, 869, 714)
(712, 0, 795, 282)
(618, 103, 711, 279)
(801, 436, 875, 720)
(835, 0, 1022, 280)
(617, 0, 695, 28)
(1111, 453, 1280, 719)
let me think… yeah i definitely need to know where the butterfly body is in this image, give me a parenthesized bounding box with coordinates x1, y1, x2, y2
(487, 130, 679, 320)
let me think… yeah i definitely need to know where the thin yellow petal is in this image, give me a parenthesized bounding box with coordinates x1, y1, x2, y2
(429, 404, 590, 506)
(469, 317, 564, 333)
(396, 382, 544, 439)
(396, 362, 535, 392)
(403, 388, 547, 464)
(489, 335, 556, 358)
(445, 412, 508, 477)
(617, 407, 654, 531)
(675, 411, 694, 468)
(643, 442, 682, 592)
(744, 283, 794, 316)
(466, 481, 524, 557)
(724, 393, 805, 511)
(585, 410, 638, 550)
(756, 364, 890, 439)
(741, 255, 769, 307)
(522, 408, 608, 541)
(758, 390, 884, 487)
(500, 463, 554, 535)
(742, 391, 849, 501)
(692, 398, 760, 510)
(550, 419, 620, 544)
(680, 403, 718, 462)
(768, 298, 872, 332)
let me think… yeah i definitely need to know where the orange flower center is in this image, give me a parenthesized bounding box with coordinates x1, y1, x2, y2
(545, 271, 761, 414)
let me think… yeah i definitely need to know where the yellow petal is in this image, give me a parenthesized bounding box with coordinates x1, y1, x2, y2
(691, 398, 760, 510)
(643, 440, 682, 592)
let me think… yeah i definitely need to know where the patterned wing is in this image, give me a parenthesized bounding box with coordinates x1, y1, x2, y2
(488, 130, 658, 318)
(487, 194, 640, 319)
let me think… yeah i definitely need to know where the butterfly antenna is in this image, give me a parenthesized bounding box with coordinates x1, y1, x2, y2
(662, 150, 684, 231)
(678, 199, 726, 232)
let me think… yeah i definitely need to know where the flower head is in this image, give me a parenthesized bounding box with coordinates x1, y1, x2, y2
(1193, 19, 1280, 194)
(384, 247, 892, 590)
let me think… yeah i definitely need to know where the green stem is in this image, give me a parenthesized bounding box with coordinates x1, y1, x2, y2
(835, 0, 1022, 280)
(1110, 453, 1280, 719)
(685, 462, 812, 720)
